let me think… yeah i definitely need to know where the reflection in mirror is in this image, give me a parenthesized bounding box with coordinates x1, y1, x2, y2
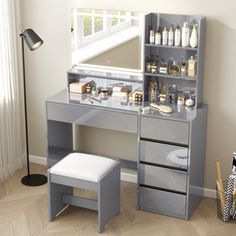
(71, 9, 144, 72)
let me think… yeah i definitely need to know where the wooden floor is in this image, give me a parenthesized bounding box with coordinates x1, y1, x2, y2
(0, 164, 235, 236)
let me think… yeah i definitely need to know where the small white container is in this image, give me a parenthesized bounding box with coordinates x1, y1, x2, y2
(182, 22, 190, 47)
(162, 27, 168, 45)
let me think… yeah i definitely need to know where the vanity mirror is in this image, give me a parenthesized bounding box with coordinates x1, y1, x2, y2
(71, 8, 145, 72)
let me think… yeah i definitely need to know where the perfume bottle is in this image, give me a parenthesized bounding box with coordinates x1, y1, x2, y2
(180, 62, 187, 77)
(182, 22, 190, 47)
(159, 59, 168, 74)
(168, 84, 177, 104)
(168, 60, 180, 76)
(148, 79, 158, 102)
(155, 31, 161, 45)
(162, 27, 168, 45)
(149, 30, 155, 44)
(168, 27, 174, 46)
(190, 24, 198, 48)
(188, 56, 197, 77)
(174, 25, 181, 46)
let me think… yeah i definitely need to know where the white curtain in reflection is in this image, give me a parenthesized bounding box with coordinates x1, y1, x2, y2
(0, 0, 25, 182)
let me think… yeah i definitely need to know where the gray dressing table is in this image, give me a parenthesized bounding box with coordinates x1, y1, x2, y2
(46, 12, 207, 220)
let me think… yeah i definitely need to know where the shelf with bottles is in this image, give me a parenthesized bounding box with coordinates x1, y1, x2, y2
(144, 43, 198, 51)
(146, 13, 201, 50)
(144, 72, 197, 81)
(145, 54, 198, 79)
(144, 76, 196, 107)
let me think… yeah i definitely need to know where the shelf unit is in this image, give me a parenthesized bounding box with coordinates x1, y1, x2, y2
(143, 13, 206, 106)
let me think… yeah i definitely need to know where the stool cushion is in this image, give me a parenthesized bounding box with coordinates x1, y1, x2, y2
(49, 153, 118, 183)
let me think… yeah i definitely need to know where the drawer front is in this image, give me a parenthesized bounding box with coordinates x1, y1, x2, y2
(139, 164, 187, 192)
(141, 117, 189, 145)
(47, 102, 137, 133)
(140, 140, 188, 169)
(139, 187, 186, 218)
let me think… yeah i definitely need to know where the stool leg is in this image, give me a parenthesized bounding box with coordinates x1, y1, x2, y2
(48, 172, 73, 221)
(98, 164, 120, 233)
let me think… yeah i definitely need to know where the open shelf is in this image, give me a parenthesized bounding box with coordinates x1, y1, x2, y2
(144, 73, 197, 81)
(145, 44, 198, 51)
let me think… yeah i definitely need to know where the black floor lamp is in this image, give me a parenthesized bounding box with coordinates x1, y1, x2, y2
(20, 29, 47, 186)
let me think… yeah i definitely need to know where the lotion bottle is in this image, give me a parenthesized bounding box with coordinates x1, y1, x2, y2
(168, 27, 174, 46)
(182, 22, 190, 47)
(190, 24, 198, 48)
(162, 27, 168, 45)
(149, 30, 155, 44)
(174, 25, 181, 46)
(155, 31, 161, 45)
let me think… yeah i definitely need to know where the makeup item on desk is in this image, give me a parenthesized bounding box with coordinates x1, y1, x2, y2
(139, 106, 151, 114)
(99, 88, 109, 99)
(92, 89, 98, 96)
(150, 103, 173, 114)
(185, 98, 195, 107)
(89, 95, 101, 103)
(177, 96, 185, 106)
(85, 83, 92, 93)
(148, 80, 158, 102)
(69, 81, 88, 93)
(159, 93, 167, 103)
(87, 97, 93, 104)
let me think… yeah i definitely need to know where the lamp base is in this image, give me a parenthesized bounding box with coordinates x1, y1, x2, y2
(21, 174, 47, 186)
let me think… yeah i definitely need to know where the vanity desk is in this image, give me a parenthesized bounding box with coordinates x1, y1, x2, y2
(46, 71, 207, 220)
(47, 11, 207, 220)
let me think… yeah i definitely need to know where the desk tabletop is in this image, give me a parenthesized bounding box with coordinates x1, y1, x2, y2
(46, 89, 205, 122)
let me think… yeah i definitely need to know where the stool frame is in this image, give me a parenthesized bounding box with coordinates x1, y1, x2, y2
(48, 162, 120, 233)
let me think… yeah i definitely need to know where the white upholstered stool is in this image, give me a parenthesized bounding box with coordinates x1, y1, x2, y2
(48, 152, 120, 233)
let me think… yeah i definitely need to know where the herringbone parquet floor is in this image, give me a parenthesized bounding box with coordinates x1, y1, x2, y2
(0, 164, 235, 236)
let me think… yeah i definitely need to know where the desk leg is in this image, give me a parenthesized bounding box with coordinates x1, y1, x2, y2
(47, 120, 73, 167)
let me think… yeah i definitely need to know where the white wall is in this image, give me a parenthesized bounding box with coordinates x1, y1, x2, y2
(20, 0, 236, 189)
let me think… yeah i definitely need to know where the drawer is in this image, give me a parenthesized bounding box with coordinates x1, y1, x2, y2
(140, 117, 189, 145)
(139, 186, 186, 218)
(47, 102, 138, 133)
(140, 140, 188, 170)
(139, 164, 187, 193)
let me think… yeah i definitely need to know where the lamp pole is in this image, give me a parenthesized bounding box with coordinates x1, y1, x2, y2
(20, 29, 47, 186)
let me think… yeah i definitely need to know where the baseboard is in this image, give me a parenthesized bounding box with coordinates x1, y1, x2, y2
(203, 187, 216, 198)
(29, 155, 215, 198)
(29, 155, 47, 165)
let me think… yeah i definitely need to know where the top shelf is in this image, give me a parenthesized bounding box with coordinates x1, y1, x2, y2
(145, 44, 198, 51)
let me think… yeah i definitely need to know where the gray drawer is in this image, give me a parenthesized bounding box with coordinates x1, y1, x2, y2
(139, 187, 186, 218)
(47, 102, 137, 133)
(140, 164, 187, 193)
(141, 117, 189, 145)
(140, 140, 188, 169)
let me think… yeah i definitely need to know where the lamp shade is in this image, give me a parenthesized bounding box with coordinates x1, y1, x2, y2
(22, 29, 43, 51)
